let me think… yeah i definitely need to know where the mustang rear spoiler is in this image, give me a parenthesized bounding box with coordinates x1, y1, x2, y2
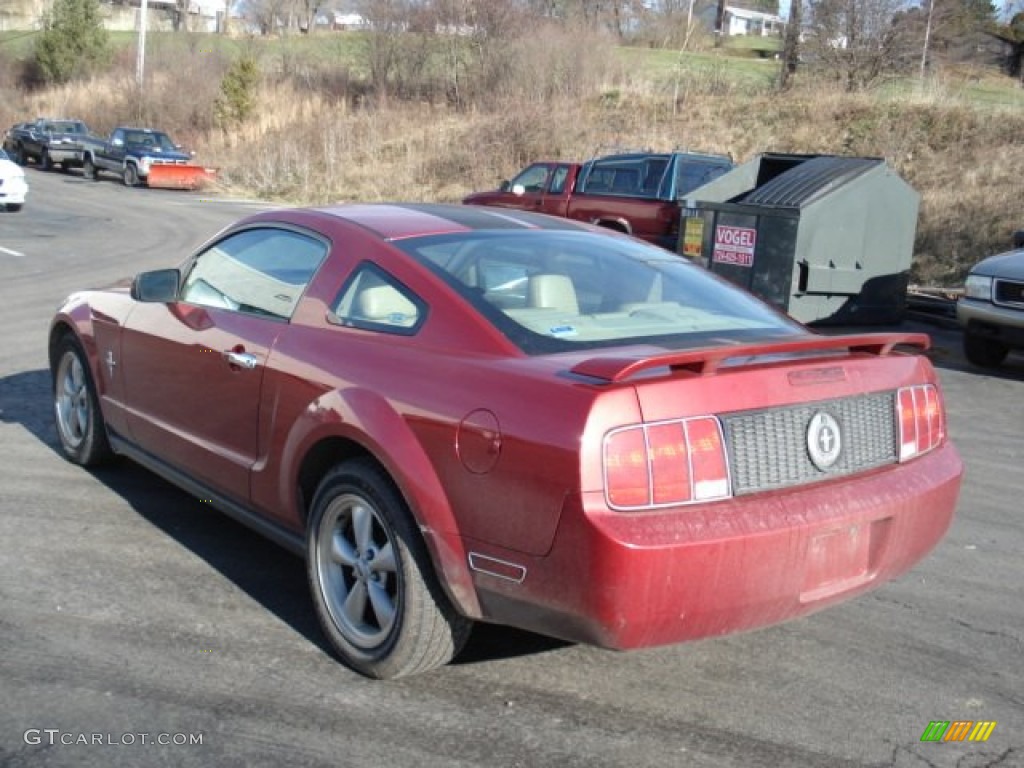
(571, 333, 931, 383)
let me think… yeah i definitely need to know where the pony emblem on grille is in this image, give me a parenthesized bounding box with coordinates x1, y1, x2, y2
(807, 412, 842, 471)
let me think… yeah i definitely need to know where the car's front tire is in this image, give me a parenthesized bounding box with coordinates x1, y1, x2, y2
(963, 332, 1008, 368)
(52, 336, 112, 466)
(307, 459, 471, 679)
(82, 157, 98, 181)
(40, 149, 53, 171)
(6, 204, 23, 212)
(123, 163, 139, 187)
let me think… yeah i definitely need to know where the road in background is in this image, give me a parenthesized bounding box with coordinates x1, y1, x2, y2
(1, 169, 1021, 768)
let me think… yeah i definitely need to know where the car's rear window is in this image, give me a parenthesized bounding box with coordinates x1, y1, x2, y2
(398, 230, 801, 354)
(48, 121, 88, 134)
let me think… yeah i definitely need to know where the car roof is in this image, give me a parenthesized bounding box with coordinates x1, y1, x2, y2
(285, 203, 594, 242)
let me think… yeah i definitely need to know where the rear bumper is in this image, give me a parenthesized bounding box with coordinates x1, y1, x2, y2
(473, 442, 962, 649)
(47, 148, 84, 165)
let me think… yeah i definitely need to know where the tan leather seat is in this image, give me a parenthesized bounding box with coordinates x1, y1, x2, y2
(356, 285, 417, 326)
(527, 274, 578, 314)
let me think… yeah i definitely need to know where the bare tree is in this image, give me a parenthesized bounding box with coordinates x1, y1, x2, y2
(173, 0, 189, 31)
(778, 0, 802, 88)
(886, 0, 999, 80)
(630, 0, 714, 48)
(297, 0, 320, 31)
(918, 0, 934, 78)
(357, 0, 418, 98)
(246, 0, 293, 34)
(803, 0, 912, 90)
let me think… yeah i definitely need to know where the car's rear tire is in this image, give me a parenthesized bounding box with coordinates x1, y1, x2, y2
(307, 459, 471, 679)
(52, 336, 112, 466)
(123, 163, 139, 187)
(6, 204, 23, 212)
(40, 150, 53, 171)
(10, 145, 24, 165)
(963, 332, 1008, 368)
(83, 157, 98, 181)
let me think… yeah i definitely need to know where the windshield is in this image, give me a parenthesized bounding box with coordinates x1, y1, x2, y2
(123, 131, 177, 151)
(399, 231, 802, 354)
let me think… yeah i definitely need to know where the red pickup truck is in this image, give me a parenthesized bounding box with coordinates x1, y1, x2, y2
(463, 151, 734, 251)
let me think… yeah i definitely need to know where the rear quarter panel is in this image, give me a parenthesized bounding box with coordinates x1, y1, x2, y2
(566, 196, 678, 245)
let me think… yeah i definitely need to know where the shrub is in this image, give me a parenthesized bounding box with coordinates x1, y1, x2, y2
(215, 55, 261, 127)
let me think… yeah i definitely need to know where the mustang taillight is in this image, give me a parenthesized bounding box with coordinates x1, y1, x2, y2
(604, 416, 731, 510)
(897, 384, 944, 461)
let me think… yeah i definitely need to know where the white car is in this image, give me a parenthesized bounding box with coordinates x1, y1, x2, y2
(0, 148, 28, 211)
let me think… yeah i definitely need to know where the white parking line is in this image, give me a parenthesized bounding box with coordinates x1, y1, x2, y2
(0, 245, 25, 257)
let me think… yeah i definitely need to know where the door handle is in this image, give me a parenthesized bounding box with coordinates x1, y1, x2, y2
(223, 350, 258, 370)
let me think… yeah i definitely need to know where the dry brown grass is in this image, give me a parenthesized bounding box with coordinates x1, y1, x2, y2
(3, 33, 1021, 287)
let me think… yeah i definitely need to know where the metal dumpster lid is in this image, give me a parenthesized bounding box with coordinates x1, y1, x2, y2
(743, 155, 883, 208)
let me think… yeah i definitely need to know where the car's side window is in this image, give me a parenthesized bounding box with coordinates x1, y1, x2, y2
(181, 227, 328, 321)
(510, 164, 550, 193)
(329, 264, 424, 335)
(549, 166, 570, 195)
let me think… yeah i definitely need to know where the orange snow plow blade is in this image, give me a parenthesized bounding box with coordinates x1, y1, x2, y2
(146, 164, 217, 190)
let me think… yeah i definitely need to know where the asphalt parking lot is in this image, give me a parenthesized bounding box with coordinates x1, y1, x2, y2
(1, 169, 1021, 768)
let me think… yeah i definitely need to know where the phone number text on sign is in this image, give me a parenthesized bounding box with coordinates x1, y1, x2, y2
(712, 225, 757, 268)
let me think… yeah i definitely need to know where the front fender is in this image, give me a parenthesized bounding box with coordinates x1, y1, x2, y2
(50, 294, 106, 382)
(277, 386, 481, 618)
(50, 290, 135, 437)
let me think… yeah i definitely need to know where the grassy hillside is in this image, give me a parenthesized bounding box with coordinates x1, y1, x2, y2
(2, 29, 1021, 286)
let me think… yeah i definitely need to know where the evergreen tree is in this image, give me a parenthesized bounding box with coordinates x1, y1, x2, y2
(215, 55, 261, 126)
(32, 0, 111, 85)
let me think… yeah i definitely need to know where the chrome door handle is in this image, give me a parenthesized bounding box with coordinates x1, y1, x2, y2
(223, 350, 258, 370)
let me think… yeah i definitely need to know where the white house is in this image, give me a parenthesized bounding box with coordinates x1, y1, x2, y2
(723, 5, 785, 36)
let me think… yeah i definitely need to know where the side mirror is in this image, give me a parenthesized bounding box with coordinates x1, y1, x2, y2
(131, 269, 180, 302)
(1013, 230, 1024, 249)
(499, 180, 510, 192)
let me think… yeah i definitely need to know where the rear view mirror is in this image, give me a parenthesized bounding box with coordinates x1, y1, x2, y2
(132, 269, 180, 303)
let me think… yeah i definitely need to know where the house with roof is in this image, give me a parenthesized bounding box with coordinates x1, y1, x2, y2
(722, 5, 785, 36)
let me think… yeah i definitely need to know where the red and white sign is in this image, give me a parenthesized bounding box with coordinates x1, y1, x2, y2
(712, 225, 757, 268)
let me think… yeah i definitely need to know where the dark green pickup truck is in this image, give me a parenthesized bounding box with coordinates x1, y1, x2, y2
(2, 118, 91, 171)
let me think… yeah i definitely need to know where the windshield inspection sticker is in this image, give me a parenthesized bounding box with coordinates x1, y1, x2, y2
(549, 325, 578, 338)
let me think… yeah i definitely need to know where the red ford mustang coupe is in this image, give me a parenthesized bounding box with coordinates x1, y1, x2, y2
(49, 203, 962, 679)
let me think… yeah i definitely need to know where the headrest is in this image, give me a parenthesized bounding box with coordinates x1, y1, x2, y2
(528, 274, 578, 314)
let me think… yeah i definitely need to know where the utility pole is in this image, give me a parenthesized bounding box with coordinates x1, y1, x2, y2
(136, 0, 148, 87)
